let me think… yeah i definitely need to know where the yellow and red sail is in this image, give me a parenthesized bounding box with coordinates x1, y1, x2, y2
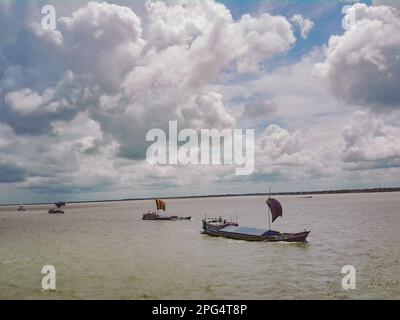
(155, 199, 166, 211)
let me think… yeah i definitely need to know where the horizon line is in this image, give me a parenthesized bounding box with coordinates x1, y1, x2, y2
(1, 186, 399, 207)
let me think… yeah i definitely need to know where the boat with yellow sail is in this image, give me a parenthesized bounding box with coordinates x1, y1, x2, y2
(142, 199, 191, 221)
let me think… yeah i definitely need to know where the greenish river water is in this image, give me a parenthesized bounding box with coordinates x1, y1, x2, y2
(0, 193, 399, 299)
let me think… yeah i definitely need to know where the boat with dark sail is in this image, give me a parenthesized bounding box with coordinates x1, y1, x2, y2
(48, 201, 65, 214)
(142, 199, 191, 221)
(202, 194, 310, 242)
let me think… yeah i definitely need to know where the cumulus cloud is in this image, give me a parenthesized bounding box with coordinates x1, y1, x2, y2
(373, 0, 400, 10)
(145, 0, 232, 49)
(314, 3, 400, 111)
(252, 124, 339, 182)
(2, 111, 120, 195)
(5, 88, 45, 115)
(259, 125, 302, 159)
(233, 13, 296, 72)
(59, 2, 145, 89)
(290, 14, 314, 39)
(2, 0, 398, 202)
(342, 111, 400, 170)
(3, 1, 145, 90)
(51, 111, 106, 153)
(0, 0, 302, 200)
(181, 92, 236, 129)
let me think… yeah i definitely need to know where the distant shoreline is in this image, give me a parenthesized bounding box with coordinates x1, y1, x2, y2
(1, 187, 399, 207)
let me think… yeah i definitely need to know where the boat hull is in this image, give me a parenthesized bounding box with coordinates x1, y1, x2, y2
(142, 213, 191, 221)
(48, 209, 64, 214)
(202, 229, 309, 242)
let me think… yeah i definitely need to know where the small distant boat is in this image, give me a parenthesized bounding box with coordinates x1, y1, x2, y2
(17, 205, 26, 212)
(297, 185, 312, 198)
(48, 207, 64, 214)
(48, 201, 66, 214)
(142, 199, 191, 221)
(202, 191, 310, 243)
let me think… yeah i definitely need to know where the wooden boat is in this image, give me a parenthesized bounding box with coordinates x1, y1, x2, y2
(48, 201, 66, 214)
(48, 207, 64, 214)
(202, 221, 309, 242)
(201, 193, 310, 243)
(142, 212, 191, 221)
(142, 199, 191, 221)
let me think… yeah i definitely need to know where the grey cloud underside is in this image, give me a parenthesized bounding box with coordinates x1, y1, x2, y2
(242, 100, 279, 119)
(0, 162, 27, 183)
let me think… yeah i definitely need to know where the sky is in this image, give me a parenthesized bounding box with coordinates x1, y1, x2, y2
(0, 0, 399, 204)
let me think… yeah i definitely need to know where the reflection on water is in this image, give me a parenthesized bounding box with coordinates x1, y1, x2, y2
(0, 193, 399, 299)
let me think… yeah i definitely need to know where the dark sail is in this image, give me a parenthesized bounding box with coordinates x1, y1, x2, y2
(266, 198, 282, 223)
(55, 202, 65, 208)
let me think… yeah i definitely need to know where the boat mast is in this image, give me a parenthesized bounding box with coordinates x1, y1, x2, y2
(267, 186, 271, 230)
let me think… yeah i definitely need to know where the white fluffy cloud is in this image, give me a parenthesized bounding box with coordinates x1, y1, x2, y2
(145, 0, 232, 49)
(233, 13, 296, 72)
(181, 92, 236, 129)
(1, 0, 399, 202)
(4, 1, 145, 91)
(259, 125, 302, 159)
(315, 3, 400, 110)
(342, 111, 400, 170)
(5, 88, 45, 115)
(373, 0, 400, 10)
(290, 14, 314, 39)
(59, 2, 145, 89)
(253, 124, 339, 182)
(0, 0, 302, 200)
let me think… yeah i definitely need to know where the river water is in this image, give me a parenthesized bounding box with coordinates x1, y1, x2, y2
(0, 193, 399, 299)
